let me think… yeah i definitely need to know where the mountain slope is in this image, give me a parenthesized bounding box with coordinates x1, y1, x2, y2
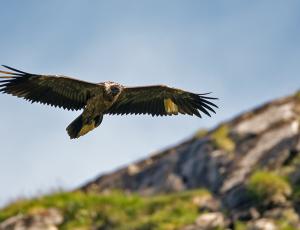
(82, 92, 300, 197)
(1, 91, 300, 230)
(80, 91, 300, 228)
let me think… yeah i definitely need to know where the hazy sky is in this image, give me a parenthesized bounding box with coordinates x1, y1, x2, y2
(1, 1, 300, 207)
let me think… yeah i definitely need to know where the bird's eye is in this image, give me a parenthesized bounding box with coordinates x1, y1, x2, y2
(110, 86, 120, 94)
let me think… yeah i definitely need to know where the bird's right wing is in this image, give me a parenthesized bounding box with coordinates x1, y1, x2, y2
(107, 85, 218, 117)
(0, 65, 98, 111)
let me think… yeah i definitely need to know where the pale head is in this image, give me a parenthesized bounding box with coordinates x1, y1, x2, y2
(104, 81, 123, 98)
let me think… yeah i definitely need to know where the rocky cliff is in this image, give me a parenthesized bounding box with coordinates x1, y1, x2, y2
(1, 92, 300, 230)
(80, 91, 300, 229)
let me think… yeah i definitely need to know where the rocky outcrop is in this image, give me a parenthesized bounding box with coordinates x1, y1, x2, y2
(81, 92, 300, 228)
(0, 209, 63, 230)
(82, 95, 300, 194)
(183, 212, 226, 230)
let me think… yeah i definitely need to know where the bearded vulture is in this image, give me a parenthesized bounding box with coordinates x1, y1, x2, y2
(0, 65, 218, 139)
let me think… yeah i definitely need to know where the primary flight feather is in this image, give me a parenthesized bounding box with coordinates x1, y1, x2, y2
(0, 65, 218, 139)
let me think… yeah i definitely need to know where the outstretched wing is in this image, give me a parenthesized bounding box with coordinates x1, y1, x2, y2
(0, 65, 98, 111)
(107, 85, 218, 117)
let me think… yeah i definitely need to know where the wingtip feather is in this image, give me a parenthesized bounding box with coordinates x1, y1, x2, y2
(2, 65, 28, 74)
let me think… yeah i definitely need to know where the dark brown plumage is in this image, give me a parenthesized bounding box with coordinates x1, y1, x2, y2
(0, 65, 218, 139)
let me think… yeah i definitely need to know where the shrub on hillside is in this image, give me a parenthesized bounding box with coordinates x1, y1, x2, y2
(247, 171, 292, 205)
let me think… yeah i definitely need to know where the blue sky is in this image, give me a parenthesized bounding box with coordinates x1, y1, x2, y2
(0, 1, 300, 207)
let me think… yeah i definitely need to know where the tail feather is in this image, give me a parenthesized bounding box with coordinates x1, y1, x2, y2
(66, 114, 103, 139)
(66, 114, 83, 139)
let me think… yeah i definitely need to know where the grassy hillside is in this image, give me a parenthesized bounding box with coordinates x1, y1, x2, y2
(0, 189, 211, 230)
(2, 92, 300, 229)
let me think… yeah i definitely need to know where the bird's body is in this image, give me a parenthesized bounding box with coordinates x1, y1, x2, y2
(66, 82, 122, 138)
(0, 66, 218, 139)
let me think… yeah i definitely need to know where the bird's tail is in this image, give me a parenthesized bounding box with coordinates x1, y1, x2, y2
(66, 114, 103, 139)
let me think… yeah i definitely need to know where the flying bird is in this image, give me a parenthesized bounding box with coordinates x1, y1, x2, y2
(0, 65, 218, 139)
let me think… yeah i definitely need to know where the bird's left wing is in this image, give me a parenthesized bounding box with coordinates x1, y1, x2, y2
(106, 85, 218, 117)
(0, 65, 98, 111)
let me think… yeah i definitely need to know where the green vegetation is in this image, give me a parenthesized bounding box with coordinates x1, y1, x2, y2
(294, 90, 300, 100)
(275, 218, 299, 230)
(211, 124, 235, 152)
(0, 189, 210, 230)
(234, 221, 247, 230)
(194, 129, 208, 139)
(247, 171, 292, 204)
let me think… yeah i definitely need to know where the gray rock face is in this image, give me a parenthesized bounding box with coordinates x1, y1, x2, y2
(81, 93, 300, 227)
(82, 95, 300, 194)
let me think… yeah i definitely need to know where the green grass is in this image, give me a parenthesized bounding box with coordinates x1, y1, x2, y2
(275, 219, 299, 230)
(246, 171, 292, 204)
(211, 124, 235, 152)
(194, 129, 208, 139)
(0, 189, 210, 230)
(295, 90, 300, 100)
(234, 221, 247, 230)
